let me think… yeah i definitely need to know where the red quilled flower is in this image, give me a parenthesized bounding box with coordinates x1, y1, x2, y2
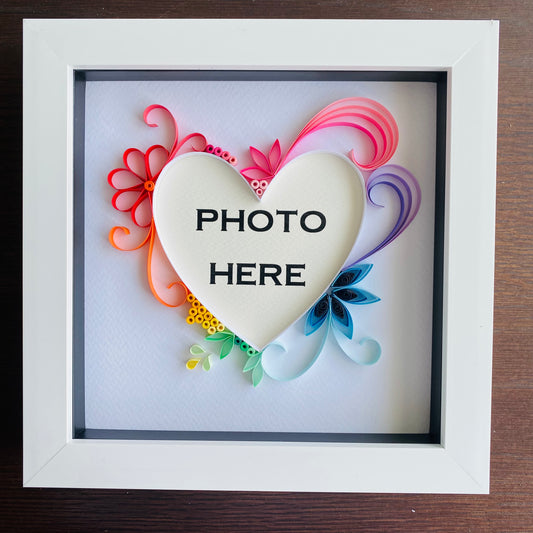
(108, 144, 170, 228)
(107, 104, 207, 307)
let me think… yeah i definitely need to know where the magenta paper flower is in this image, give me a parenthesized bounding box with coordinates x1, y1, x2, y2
(241, 139, 282, 196)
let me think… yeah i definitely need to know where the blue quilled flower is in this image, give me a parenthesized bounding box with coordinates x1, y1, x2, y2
(305, 264, 380, 339)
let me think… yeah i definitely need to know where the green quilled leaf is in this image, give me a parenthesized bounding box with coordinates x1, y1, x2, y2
(252, 363, 264, 387)
(202, 356, 211, 371)
(205, 331, 232, 342)
(190, 344, 208, 357)
(243, 355, 261, 372)
(220, 337, 234, 359)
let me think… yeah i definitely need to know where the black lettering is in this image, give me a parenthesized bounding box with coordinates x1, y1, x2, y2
(236, 263, 257, 285)
(300, 211, 326, 233)
(210, 262, 234, 284)
(248, 210, 274, 232)
(286, 264, 306, 286)
(259, 264, 283, 286)
(221, 210, 245, 231)
(196, 209, 218, 231)
(275, 210, 298, 232)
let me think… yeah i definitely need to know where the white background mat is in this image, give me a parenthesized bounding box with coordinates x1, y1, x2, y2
(83, 78, 436, 434)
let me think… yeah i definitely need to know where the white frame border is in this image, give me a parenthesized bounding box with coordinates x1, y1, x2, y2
(23, 19, 498, 493)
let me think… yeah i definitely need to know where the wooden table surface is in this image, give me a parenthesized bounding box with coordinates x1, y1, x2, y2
(2, 1, 532, 531)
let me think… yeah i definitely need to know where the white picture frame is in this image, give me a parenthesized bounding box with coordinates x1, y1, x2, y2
(23, 19, 498, 493)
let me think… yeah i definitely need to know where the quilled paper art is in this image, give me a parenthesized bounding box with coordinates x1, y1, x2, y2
(108, 105, 207, 307)
(108, 98, 421, 386)
(184, 293, 225, 335)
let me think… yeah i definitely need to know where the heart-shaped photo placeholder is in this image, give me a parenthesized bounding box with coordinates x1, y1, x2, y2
(153, 151, 365, 350)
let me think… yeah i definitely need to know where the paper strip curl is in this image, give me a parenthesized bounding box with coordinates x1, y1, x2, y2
(282, 97, 399, 171)
(346, 164, 421, 266)
(109, 105, 207, 307)
(241, 98, 398, 196)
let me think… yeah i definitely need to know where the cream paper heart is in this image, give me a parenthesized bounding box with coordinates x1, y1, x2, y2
(153, 151, 365, 350)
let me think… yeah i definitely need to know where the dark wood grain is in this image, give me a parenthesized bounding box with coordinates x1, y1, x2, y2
(3, 1, 532, 531)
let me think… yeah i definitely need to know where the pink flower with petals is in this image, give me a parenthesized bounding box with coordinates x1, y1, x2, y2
(241, 139, 282, 197)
